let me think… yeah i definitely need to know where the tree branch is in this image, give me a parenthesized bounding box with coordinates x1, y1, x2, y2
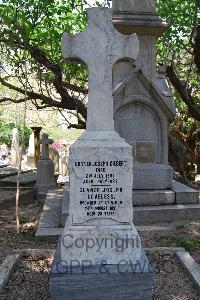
(64, 82, 88, 95)
(0, 26, 87, 120)
(0, 97, 31, 104)
(0, 76, 87, 114)
(166, 64, 200, 121)
(194, 25, 200, 74)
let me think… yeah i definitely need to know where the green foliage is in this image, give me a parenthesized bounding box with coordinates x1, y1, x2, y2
(0, 0, 199, 171)
(47, 126, 84, 142)
(0, 122, 31, 148)
(0, 0, 89, 90)
(176, 224, 186, 230)
(168, 235, 200, 252)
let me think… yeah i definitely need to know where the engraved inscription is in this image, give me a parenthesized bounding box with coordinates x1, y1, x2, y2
(136, 141, 156, 163)
(73, 159, 128, 221)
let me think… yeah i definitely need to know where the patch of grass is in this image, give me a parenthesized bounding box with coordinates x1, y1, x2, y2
(12, 226, 36, 241)
(20, 227, 36, 240)
(176, 224, 186, 230)
(168, 235, 200, 252)
(193, 226, 200, 233)
(0, 215, 15, 222)
(19, 215, 29, 224)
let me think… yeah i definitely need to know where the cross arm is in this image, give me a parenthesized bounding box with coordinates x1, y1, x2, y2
(61, 32, 85, 64)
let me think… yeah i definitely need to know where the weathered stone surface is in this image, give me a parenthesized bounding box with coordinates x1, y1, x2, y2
(173, 181, 199, 204)
(51, 242, 153, 300)
(62, 8, 139, 132)
(0, 167, 18, 180)
(61, 7, 142, 266)
(0, 254, 21, 292)
(134, 204, 200, 225)
(37, 133, 56, 194)
(112, 0, 155, 14)
(0, 189, 35, 210)
(132, 164, 173, 190)
(112, 0, 175, 193)
(0, 171, 36, 187)
(133, 189, 175, 206)
(37, 189, 63, 229)
(176, 251, 200, 293)
(61, 186, 69, 227)
(37, 159, 56, 193)
(61, 131, 141, 264)
(112, 0, 168, 37)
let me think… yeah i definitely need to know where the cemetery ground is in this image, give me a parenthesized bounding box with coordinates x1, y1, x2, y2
(0, 201, 199, 299)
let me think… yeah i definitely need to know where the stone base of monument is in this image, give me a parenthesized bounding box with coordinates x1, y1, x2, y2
(50, 240, 153, 300)
(132, 164, 173, 190)
(36, 159, 57, 194)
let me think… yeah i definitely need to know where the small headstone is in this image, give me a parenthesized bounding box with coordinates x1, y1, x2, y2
(49, 147, 60, 173)
(31, 126, 42, 167)
(36, 133, 56, 194)
(10, 128, 20, 167)
(0, 143, 9, 165)
(27, 132, 35, 168)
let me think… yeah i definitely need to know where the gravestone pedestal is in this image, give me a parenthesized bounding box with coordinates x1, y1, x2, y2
(37, 159, 56, 193)
(61, 131, 141, 264)
(51, 131, 153, 299)
(37, 133, 56, 195)
(51, 239, 153, 300)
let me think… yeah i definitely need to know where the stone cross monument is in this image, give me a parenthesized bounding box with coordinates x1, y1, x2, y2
(36, 133, 56, 195)
(51, 7, 153, 300)
(39, 133, 53, 159)
(62, 8, 139, 131)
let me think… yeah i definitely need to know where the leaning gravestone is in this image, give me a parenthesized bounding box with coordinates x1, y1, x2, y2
(51, 7, 153, 300)
(10, 128, 20, 167)
(27, 132, 35, 168)
(36, 133, 56, 195)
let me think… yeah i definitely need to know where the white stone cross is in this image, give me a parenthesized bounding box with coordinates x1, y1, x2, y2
(39, 133, 53, 160)
(62, 8, 139, 131)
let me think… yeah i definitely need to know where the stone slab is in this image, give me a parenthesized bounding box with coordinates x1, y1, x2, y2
(132, 164, 173, 190)
(36, 226, 171, 240)
(36, 227, 63, 240)
(0, 164, 9, 169)
(0, 171, 36, 187)
(61, 186, 70, 227)
(173, 181, 199, 204)
(51, 240, 153, 300)
(0, 189, 35, 210)
(137, 226, 169, 232)
(37, 189, 200, 238)
(36, 159, 56, 194)
(176, 251, 200, 293)
(0, 167, 18, 180)
(133, 189, 175, 206)
(37, 189, 63, 229)
(0, 254, 21, 292)
(146, 247, 186, 254)
(134, 204, 200, 225)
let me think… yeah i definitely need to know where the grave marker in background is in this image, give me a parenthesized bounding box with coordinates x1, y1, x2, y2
(36, 133, 56, 195)
(10, 128, 20, 167)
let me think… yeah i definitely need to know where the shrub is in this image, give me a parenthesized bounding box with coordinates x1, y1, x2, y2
(0, 123, 31, 148)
